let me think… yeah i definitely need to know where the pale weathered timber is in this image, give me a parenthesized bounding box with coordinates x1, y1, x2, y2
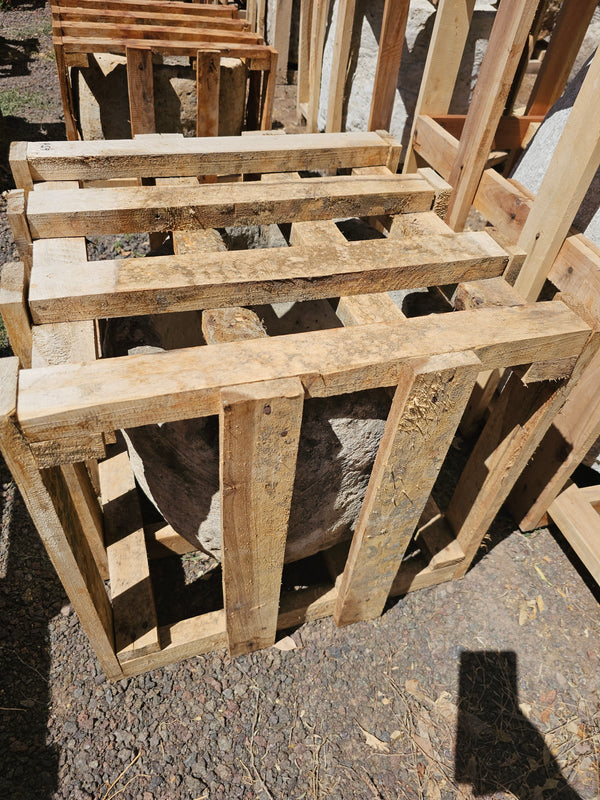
(6, 190, 33, 275)
(220, 377, 303, 655)
(51, 6, 249, 31)
(368, 0, 410, 132)
(9, 141, 34, 192)
(334, 351, 480, 625)
(444, 0, 540, 230)
(29, 231, 508, 322)
(100, 446, 160, 661)
(16, 301, 592, 442)
(325, 0, 356, 132)
(24, 131, 398, 181)
(56, 20, 261, 45)
(126, 47, 155, 136)
(196, 49, 220, 137)
(25, 175, 434, 239)
(0, 358, 121, 678)
(307, 0, 330, 131)
(0, 260, 32, 368)
(55, 0, 237, 16)
(548, 484, 600, 586)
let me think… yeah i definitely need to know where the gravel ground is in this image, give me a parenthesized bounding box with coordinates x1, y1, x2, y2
(1, 4, 599, 800)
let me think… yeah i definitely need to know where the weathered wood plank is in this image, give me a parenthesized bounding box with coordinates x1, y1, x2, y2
(55, 0, 237, 15)
(52, 6, 249, 30)
(6, 190, 33, 276)
(9, 141, 34, 192)
(0, 357, 121, 679)
(25, 175, 434, 238)
(334, 351, 480, 625)
(0, 260, 32, 368)
(17, 301, 591, 442)
(100, 446, 160, 661)
(273, 0, 293, 81)
(56, 20, 259, 43)
(307, 0, 331, 131)
(196, 49, 220, 137)
(548, 484, 600, 586)
(368, 0, 410, 132)
(25, 131, 395, 181)
(220, 377, 303, 655)
(29, 231, 508, 322)
(325, 0, 355, 132)
(126, 47, 156, 136)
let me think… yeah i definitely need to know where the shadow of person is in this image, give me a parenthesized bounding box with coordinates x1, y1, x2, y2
(455, 651, 582, 799)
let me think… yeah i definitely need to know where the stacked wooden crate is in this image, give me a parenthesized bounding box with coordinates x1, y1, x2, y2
(1, 129, 597, 678)
(51, 0, 278, 138)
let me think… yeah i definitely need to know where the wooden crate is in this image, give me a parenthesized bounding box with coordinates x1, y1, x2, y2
(1, 131, 598, 679)
(51, 0, 278, 139)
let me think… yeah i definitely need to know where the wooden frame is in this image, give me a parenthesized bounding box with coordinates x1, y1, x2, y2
(51, 0, 277, 139)
(547, 483, 600, 588)
(1, 131, 596, 678)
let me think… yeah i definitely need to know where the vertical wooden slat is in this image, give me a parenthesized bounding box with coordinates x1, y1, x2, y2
(273, 0, 293, 82)
(220, 377, 303, 656)
(514, 46, 600, 302)
(54, 43, 79, 141)
(297, 0, 314, 121)
(403, 0, 476, 174)
(367, 0, 410, 132)
(196, 49, 221, 136)
(5, 189, 33, 277)
(444, 0, 540, 231)
(447, 325, 600, 578)
(325, 0, 356, 132)
(9, 142, 34, 192)
(307, 0, 331, 132)
(334, 351, 481, 626)
(260, 49, 279, 130)
(0, 358, 121, 679)
(100, 446, 160, 661)
(0, 260, 32, 368)
(126, 46, 156, 137)
(526, 0, 598, 116)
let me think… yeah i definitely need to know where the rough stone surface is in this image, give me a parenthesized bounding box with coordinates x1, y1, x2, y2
(512, 44, 600, 248)
(315, 0, 495, 150)
(76, 54, 247, 139)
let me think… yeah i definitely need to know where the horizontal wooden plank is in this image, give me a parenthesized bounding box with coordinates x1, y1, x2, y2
(17, 301, 590, 441)
(25, 175, 434, 238)
(548, 485, 600, 586)
(431, 114, 544, 151)
(56, 34, 272, 62)
(55, 0, 237, 17)
(55, 20, 261, 45)
(25, 131, 397, 181)
(52, 6, 248, 30)
(30, 231, 508, 322)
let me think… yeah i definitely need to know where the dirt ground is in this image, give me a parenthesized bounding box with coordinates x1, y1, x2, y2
(0, 3, 599, 800)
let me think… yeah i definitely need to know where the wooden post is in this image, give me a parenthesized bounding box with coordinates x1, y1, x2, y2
(220, 378, 304, 656)
(334, 351, 481, 625)
(514, 46, 600, 302)
(367, 0, 410, 132)
(307, 0, 331, 132)
(0, 358, 122, 679)
(325, 0, 356, 132)
(126, 46, 156, 137)
(273, 0, 293, 82)
(6, 190, 33, 277)
(260, 48, 279, 130)
(9, 142, 34, 193)
(526, 0, 598, 116)
(196, 49, 221, 136)
(297, 0, 314, 122)
(404, 0, 476, 173)
(444, 0, 540, 231)
(54, 43, 79, 141)
(0, 261, 32, 368)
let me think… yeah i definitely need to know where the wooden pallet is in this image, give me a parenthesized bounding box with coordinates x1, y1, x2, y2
(1, 131, 597, 678)
(51, 0, 278, 139)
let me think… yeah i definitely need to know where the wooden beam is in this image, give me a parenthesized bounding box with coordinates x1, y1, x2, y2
(297, 0, 313, 121)
(25, 174, 434, 238)
(368, 0, 410, 132)
(29, 231, 508, 322)
(55, 0, 237, 15)
(325, 0, 355, 132)
(220, 378, 303, 655)
(9, 142, 34, 192)
(514, 46, 600, 302)
(51, 6, 249, 30)
(6, 190, 33, 276)
(307, 0, 331, 131)
(403, 0, 475, 174)
(0, 358, 121, 679)
(196, 49, 220, 136)
(444, 0, 540, 231)
(273, 0, 293, 82)
(548, 485, 600, 586)
(16, 301, 591, 442)
(431, 114, 545, 151)
(334, 351, 480, 625)
(0, 260, 32, 368)
(126, 47, 155, 136)
(526, 0, 598, 116)
(55, 20, 261, 44)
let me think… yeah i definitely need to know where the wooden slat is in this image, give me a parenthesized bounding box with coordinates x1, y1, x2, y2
(0, 357, 121, 678)
(403, 0, 475, 174)
(16, 301, 591, 442)
(514, 46, 600, 302)
(29, 231, 508, 322)
(368, 0, 410, 131)
(0, 260, 32, 368)
(325, 0, 355, 132)
(307, 0, 331, 131)
(196, 49, 220, 137)
(54, 0, 237, 16)
(220, 378, 303, 655)
(334, 351, 480, 625)
(273, 0, 293, 81)
(444, 0, 540, 230)
(526, 0, 598, 116)
(100, 446, 160, 661)
(548, 485, 600, 586)
(52, 6, 249, 30)
(55, 20, 260, 44)
(9, 142, 34, 192)
(126, 47, 155, 136)
(6, 190, 33, 276)
(54, 43, 79, 140)
(448, 324, 600, 578)
(25, 175, 434, 238)
(431, 114, 545, 151)
(24, 131, 396, 181)
(297, 0, 313, 120)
